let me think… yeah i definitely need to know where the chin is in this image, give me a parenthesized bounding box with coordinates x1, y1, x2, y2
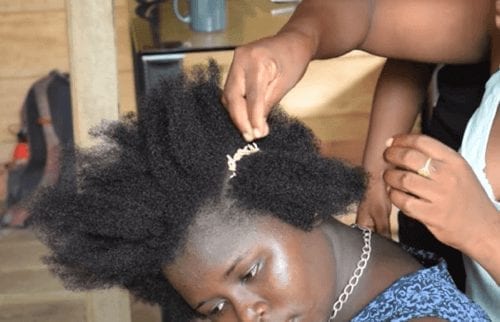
(285, 308, 330, 322)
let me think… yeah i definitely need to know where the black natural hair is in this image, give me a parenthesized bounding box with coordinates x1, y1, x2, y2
(29, 60, 366, 321)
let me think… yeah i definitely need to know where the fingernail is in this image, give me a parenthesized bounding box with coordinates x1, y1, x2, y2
(243, 131, 254, 142)
(385, 137, 394, 147)
(263, 123, 270, 136)
(253, 128, 262, 139)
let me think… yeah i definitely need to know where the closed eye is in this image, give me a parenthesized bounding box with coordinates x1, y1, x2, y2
(241, 262, 261, 283)
(209, 300, 226, 317)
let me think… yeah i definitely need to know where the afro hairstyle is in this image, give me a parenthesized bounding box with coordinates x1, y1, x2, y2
(29, 60, 366, 321)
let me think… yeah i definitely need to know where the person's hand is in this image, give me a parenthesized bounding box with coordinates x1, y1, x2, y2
(222, 31, 314, 142)
(383, 134, 499, 254)
(356, 175, 393, 238)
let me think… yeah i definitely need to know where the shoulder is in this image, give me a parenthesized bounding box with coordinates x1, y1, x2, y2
(357, 242, 490, 321)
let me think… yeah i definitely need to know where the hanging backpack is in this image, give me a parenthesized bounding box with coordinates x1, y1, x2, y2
(1, 70, 73, 227)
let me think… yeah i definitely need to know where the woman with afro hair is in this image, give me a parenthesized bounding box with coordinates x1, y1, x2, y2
(29, 61, 489, 321)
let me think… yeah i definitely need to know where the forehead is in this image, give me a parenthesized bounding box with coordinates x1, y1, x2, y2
(181, 212, 286, 266)
(165, 213, 302, 279)
(189, 222, 252, 265)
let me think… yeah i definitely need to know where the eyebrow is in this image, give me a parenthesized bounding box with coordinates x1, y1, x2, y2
(194, 300, 207, 311)
(225, 254, 245, 279)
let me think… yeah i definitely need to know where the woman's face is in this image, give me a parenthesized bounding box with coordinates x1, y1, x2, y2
(163, 215, 336, 322)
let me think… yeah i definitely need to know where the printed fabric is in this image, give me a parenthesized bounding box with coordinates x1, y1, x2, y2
(351, 251, 490, 321)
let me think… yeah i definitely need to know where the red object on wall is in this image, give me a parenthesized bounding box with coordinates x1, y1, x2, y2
(12, 142, 29, 162)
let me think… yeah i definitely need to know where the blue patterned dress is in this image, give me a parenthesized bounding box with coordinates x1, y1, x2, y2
(351, 252, 490, 322)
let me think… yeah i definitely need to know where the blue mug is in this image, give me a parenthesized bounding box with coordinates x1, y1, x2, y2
(173, 0, 226, 32)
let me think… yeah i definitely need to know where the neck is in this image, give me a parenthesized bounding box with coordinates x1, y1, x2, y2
(320, 219, 371, 321)
(321, 218, 423, 321)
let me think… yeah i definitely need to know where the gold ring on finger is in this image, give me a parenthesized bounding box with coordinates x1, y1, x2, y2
(417, 157, 432, 178)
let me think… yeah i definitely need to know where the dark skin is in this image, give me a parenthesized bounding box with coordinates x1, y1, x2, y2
(358, 0, 499, 236)
(356, 60, 434, 235)
(382, 6, 500, 284)
(163, 212, 445, 322)
(221, 0, 500, 287)
(222, 0, 491, 142)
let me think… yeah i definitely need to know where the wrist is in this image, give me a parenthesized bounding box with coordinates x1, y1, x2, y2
(461, 209, 500, 263)
(277, 27, 318, 62)
(363, 163, 390, 181)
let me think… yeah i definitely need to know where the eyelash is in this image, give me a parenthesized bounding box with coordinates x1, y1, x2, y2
(209, 301, 226, 317)
(241, 262, 260, 283)
(206, 262, 262, 318)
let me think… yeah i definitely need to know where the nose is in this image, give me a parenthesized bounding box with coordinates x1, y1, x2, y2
(237, 300, 269, 322)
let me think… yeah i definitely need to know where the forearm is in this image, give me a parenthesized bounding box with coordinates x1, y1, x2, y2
(277, 0, 490, 63)
(278, 0, 373, 59)
(363, 59, 434, 178)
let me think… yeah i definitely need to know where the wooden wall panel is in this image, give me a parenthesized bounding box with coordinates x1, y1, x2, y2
(0, 0, 64, 13)
(0, 0, 125, 13)
(0, 11, 69, 78)
(115, 5, 133, 73)
(0, 0, 135, 164)
(66, 0, 119, 146)
(0, 77, 37, 165)
(0, 3, 68, 163)
(118, 71, 136, 114)
(115, 3, 136, 113)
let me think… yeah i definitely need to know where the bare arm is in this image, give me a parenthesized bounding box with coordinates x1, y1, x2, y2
(285, 0, 491, 63)
(223, 0, 491, 140)
(356, 59, 434, 236)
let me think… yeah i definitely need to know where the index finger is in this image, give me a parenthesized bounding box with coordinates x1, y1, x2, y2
(222, 62, 254, 142)
(244, 60, 278, 138)
(387, 134, 457, 161)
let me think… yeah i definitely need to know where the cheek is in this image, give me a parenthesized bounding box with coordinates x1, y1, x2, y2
(260, 248, 308, 310)
(270, 248, 292, 287)
(292, 250, 336, 303)
(301, 235, 337, 311)
(265, 237, 335, 309)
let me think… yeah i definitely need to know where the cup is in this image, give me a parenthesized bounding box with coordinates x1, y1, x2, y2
(173, 0, 226, 32)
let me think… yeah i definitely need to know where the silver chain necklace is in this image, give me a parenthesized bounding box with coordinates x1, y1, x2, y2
(329, 226, 372, 321)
